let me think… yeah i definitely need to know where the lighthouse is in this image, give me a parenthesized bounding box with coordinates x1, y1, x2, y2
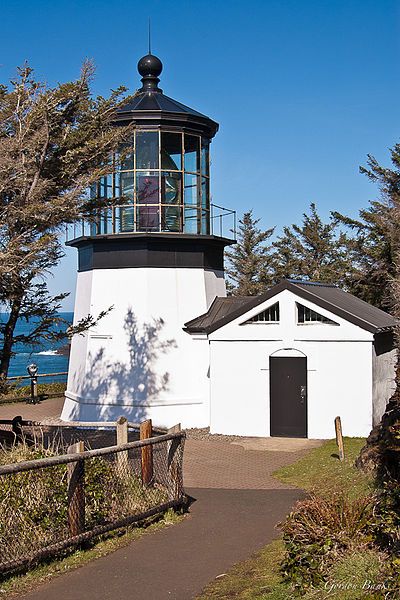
(62, 53, 235, 427)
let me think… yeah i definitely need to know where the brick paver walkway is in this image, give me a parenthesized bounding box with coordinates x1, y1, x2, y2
(184, 438, 306, 489)
(0, 396, 63, 421)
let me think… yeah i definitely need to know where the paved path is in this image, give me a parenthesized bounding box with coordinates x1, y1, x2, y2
(1, 399, 310, 600)
(18, 488, 303, 600)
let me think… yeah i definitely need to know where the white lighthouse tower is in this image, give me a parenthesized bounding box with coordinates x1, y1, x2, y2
(62, 53, 235, 427)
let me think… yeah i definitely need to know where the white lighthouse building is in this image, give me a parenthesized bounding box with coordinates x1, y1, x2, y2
(62, 53, 235, 427)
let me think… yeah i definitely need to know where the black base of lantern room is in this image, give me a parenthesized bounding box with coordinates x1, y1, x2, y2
(68, 233, 234, 272)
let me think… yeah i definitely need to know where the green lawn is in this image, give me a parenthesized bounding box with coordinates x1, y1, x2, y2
(274, 437, 373, 499)
(197, 437, 383, 600)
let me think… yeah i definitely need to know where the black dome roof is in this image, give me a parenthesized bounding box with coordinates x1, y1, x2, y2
(114, 53, 219, 139)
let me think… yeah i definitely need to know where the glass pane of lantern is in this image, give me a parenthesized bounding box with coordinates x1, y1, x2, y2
(136, 172, 159, 204)
(120, 172, 134, 200)
(201, 207, 209, 235)
(102, 208, 113, 235)
(161, 172, 182, 205)
(184, 206, 199, 234)
(117, 142, 134, 170)
(184, 134, 200, 173)
(162, 205, 181, 232)
(90, 182, 98, 200)
(136, 131, 159, 169)
(184, 173, 198, 205)
(161, 132, 182, 170)
(99, 175, 113, 199)
(119, 206, 135, 233)
(201, 177, 209, 208)
(201, 178, 209, 234)
(201, 139, 209, 176)
(137, 205, 159, 231)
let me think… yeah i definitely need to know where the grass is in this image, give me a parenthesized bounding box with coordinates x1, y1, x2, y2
(198, 539, 290, 600)
(0, 382, 66, 404)
(0, 509, 184, 598)
(274, 437, 373, 499)
(198, 437, 381, 600)
(198, 542, 389, 600)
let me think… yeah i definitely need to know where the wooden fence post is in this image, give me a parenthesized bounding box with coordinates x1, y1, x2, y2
(116, 416, 129, 473)
(334, 416, 345, 462)
(167, 423, 182, 501)
(67, 441, 85, 536)
(140, 419, 153, 486)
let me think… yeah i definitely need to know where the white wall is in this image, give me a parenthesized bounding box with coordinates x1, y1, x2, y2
(209, 289, 374, 439)
(63, 267, 224, 428)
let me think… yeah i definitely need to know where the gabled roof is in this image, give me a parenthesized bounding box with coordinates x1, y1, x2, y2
(184, 280, 397, 335)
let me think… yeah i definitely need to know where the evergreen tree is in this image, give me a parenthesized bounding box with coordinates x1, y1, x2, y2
(0, 63, 131, 386)
(356, 144, 400, 470)
(272, 203, 354, 286)
(333, 188, 400, 312)
(225, 210, 275, 296)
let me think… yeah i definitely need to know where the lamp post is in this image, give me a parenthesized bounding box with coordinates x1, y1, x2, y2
(27, 363, 38, 404)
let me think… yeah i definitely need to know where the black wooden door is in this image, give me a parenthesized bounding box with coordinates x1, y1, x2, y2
(270, 356, 307, 438)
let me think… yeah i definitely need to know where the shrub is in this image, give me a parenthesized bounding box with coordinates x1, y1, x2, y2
(280, 493, 377, 591)
(0, 382, 67, 405)
(375, 479, 400, 557)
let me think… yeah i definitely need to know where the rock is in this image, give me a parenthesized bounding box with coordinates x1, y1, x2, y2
(356, 402, 400, 478)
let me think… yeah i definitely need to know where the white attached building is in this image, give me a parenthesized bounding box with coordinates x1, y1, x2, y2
(184, 280, 397, 439)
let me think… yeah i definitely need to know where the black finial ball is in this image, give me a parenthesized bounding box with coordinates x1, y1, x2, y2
(137, 54, 163, 78)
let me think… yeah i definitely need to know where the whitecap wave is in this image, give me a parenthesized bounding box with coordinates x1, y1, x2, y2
(35, 350, 59, 356)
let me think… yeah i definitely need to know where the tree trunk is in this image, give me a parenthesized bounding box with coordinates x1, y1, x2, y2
(0, 296, 23, 388)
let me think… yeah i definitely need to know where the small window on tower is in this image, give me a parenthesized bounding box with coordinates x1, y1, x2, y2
(245, 302, 280, 324)
(297, 303, 339, 325)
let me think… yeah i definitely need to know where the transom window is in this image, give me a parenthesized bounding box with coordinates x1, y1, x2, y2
(246, 303, 280, 323)
(90, 129, 210, 236)
(297, 303, 339, 325)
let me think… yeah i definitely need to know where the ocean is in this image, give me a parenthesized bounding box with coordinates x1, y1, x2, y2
(0, 312, 73, 383)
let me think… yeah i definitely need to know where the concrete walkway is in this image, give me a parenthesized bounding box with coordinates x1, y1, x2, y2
(0, 399, 312, 600)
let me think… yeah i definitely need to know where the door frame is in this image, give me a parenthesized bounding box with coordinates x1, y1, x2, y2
(269, 355, 308, 438)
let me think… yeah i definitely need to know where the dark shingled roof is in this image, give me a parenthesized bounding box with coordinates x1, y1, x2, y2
(184, 296, 252, 333)
(184, 280, 397, 335)
(117, 91, 209, 119)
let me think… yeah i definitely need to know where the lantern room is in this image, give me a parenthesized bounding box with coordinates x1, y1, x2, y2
(70, 53, 233, 241)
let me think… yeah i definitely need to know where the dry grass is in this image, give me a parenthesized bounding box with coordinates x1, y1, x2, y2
(0, 440, 169, 571)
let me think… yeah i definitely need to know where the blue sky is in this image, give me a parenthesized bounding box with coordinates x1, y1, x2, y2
(1, 0, 399, 310)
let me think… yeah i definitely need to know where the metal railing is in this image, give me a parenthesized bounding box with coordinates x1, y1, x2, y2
(5, 370, 68, 403)
(65, 202, 236, 242)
